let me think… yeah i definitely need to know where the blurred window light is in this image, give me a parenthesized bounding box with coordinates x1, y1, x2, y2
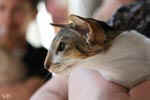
(26, 2, 55, 50)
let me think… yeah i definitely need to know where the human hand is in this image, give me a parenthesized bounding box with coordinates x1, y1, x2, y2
(31, 68, 150, 100)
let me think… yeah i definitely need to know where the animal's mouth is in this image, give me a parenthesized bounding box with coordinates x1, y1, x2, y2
(46, 58, 84, 74)
(48, 62, 76, 74)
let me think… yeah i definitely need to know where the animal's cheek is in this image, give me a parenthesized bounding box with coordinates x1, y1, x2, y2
(51, 55, 63, 64)
(64, 49, 88, 59)
(44, 51, 53, 69)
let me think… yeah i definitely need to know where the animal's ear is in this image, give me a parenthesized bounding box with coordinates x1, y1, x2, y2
(50, 23, 69, 33)
(50, 23, 67, 28)
(68, 15, 109, 46)
(68, 15, 89, 33)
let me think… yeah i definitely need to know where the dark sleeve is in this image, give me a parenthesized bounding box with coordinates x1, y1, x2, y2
(108, 0, 150, 38)
(23, 43, 52, 81)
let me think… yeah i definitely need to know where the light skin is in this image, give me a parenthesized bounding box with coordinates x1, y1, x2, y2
(0, 0, 46, 99)
(46, 0, 68, 24)
(46, 0, 68, 32)
(31, 67, 150, 100)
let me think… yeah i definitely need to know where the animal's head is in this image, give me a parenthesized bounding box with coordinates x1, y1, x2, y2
(44, 15, 119, 74)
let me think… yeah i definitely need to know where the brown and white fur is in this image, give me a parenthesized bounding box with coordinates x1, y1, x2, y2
(44, 15, 150, 88)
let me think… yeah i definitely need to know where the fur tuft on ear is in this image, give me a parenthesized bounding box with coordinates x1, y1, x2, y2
(51, 15, 119, 54)
(68, 15, 107, 46)
(50, 23, 67, 28)
(68, 15, 89, 34)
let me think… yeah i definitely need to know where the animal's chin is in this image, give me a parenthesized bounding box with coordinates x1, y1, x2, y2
(48, 58, 85, 75)
(49, 63, 76, 74)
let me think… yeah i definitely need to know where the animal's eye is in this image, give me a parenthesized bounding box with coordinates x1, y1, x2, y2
(57, 42, 66, 53)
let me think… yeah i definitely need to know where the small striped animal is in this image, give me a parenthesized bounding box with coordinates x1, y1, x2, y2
(45, 15, 150, 88)
(44, 15, 120, 74)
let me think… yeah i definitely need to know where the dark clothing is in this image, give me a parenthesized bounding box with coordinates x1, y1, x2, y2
(108, 0, 150, 38)
(22, 42, 52, 81)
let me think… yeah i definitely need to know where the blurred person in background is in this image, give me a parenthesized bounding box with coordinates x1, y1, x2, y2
(0, 0, 51, 99)
(0, 0, 51, 80)
(0, 48, 44, 100)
